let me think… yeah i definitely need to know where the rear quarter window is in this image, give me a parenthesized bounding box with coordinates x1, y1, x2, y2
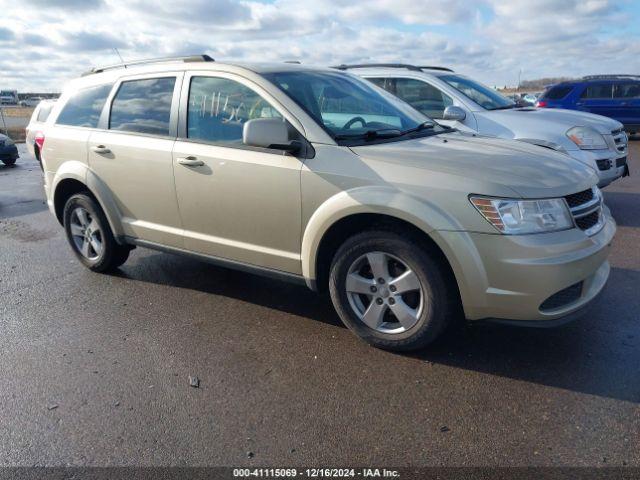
(56, 84, 113, 128)
(543, 85, 573, 100)
(36, 104, 53, 122)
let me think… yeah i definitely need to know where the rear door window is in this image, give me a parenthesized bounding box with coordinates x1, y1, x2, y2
(613, 82, 640, 99)
(56, 84, 112, 128)
(580, 84, 613, 99)
(392, 78, 453, 118)
(109, 77, 176, 136)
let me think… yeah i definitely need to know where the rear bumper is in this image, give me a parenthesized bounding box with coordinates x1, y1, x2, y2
(0, 144, 19, 161)
(437, 210, 616, 324)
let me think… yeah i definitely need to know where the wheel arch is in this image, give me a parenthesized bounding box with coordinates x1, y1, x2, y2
(52, 166, 126, 243)
(302, 189, 465, 306)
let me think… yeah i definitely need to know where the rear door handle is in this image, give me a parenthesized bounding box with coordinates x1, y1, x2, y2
(91, 145, 111, 154)
(177, 156, 204, 167)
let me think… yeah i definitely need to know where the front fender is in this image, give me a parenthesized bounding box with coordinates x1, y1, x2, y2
(301, 186, 463, 283)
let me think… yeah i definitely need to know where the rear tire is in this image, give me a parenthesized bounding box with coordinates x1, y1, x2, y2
(63, 193, 131, 272)
(1, 157, 16, 166)
(329, 230, 456, 352)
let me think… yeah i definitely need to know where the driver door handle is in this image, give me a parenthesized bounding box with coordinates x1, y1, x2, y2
(91, 145, 111, 154)
(177, 156, 204, 167)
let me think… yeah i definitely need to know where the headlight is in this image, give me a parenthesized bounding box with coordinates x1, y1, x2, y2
(470, 196, 574, 234)
(566, 126, 607, 150)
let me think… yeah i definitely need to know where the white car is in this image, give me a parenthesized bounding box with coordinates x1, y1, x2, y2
(341, 64, 628, 188)
(25, 99, 56, 169)
(19, 97, 44, 107)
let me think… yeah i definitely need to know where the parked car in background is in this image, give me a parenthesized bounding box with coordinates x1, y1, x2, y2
(38, 56, 614, 351)
(537, 75, 640, 135)
(25, 99, 55, 170)
(19, 97, 44, 107)
(341, 64, 629, 187)
(0, 133, 19, 166)
(0, 90, 19, 105)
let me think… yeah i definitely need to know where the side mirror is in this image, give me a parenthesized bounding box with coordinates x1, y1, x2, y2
(243, 118, 300, 153)
(442, 106, 466, 122)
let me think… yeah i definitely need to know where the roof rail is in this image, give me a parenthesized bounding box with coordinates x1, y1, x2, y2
(417, 65, 454, 72)
(284, 60, 301, 64)
(583, 74, 640, 80)
(83, 54, 214, 76)
(332, 63, 453, 72)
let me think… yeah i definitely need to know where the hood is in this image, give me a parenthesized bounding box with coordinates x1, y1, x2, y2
(476, 107, 622, 151)
(350, 132, 598, 199)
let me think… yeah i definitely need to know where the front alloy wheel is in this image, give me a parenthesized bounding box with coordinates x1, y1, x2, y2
(329, 230, 455, 351)
(345, 252, 424, 334)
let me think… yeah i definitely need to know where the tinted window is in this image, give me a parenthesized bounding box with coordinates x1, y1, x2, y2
(37, 103, 53, 122)
(543, 85, 573, 100)
(580, 84, 613, 99)
(614, 82, 640, 99)
(366, 77, 387, 89)
(188, 76, 282, 144)
(388, 78, 453, 119)
(109, 77, 175, 136)
(56, 84, 112, 128)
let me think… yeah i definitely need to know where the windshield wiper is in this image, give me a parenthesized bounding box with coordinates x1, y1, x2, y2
(334, 129, 402, 141)
(399, 121, 436, 136)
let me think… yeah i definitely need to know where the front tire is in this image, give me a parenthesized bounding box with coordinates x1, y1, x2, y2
(63, 193, 131, 272)
(329, 231, 455, 351)
(1, 157, 17, 166)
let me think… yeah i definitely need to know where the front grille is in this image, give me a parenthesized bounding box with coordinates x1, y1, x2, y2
(540, 282, 583, 311)
(616, 156, 627, 168)
(596, 159, 612, 171)
(564, 188, 594, 208)
(564, 187, 603, 235)
(576, 210, 600, 230)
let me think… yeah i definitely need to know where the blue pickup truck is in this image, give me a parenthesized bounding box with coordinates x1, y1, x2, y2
(537, 75, 640, 134)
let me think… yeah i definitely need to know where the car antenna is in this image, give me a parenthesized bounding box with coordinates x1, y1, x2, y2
(113, 47, 125, 66)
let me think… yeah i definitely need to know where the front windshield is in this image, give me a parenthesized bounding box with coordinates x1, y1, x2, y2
(263, 70, 447, 145)
(440, 74, 516, 110)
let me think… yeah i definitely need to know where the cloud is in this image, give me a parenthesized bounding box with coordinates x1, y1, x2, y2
(21, 0, 104, 10)
(63, 31, 128, 51)
(0, 0, 638, 91)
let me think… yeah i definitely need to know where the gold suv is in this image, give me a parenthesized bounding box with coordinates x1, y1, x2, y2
(38, 56, 615, 351)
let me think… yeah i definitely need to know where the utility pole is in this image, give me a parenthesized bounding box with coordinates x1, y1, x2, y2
(517, 68, 522, 91)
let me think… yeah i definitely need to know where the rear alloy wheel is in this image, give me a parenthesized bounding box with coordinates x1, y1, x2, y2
(63, 193, 131, 272)
(329, 231, 455, 351)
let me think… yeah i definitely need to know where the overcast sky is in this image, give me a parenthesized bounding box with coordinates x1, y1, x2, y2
(0, 0, 639, 92)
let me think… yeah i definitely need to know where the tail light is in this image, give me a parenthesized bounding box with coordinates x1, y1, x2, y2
(536, 100, 547, 108)
(35, 131, 45, 151)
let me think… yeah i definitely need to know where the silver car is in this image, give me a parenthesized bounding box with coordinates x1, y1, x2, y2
(342, 64, 628, 187)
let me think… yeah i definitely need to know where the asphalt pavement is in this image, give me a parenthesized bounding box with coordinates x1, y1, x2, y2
(0, 142, 639, 467)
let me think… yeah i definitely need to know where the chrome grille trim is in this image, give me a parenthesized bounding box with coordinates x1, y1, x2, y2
(612, 129, 628, 154)
(565, 187, 605, 236)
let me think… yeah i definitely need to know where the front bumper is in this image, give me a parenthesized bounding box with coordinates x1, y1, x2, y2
(567, 148, 627, 188)
(438, 210, 616, 324)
